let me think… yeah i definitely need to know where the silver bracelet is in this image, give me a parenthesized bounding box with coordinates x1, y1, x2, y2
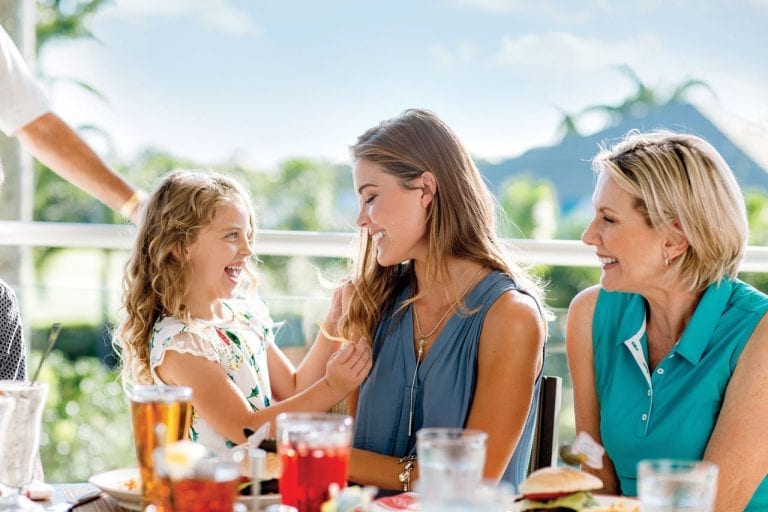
(397, 455, 417, 491)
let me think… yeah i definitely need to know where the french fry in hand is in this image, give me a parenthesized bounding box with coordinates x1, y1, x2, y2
(317, 322, 352, 345)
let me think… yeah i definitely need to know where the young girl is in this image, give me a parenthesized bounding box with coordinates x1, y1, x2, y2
(115, 169, 371, 453)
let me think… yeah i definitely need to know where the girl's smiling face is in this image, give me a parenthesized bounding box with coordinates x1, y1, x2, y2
(185, 197, 254, 306)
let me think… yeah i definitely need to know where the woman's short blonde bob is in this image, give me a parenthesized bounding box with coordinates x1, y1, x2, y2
(592, 129, 747, 291)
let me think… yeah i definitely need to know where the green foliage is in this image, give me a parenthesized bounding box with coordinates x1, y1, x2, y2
(36, 0, 112, 53)
(260, 158, 353, 232)
(36, 350, 134, 483)
(34, 162, 115, 223)
(745, 190, 768, 245)
(534, 265, 601, 310)
(30, 322, 115, 363)
(736, 190, 768, 293)
(498, 176, 559, 239)
(117, 148, 209, 191)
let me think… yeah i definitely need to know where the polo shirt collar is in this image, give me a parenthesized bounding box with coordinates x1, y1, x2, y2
(615, 293, 646, 347)
(614, 279, 733, 365)
(675, 279, 732, 364)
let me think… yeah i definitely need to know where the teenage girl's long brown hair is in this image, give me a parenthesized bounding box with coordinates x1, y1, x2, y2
(338, 109, 547, 343)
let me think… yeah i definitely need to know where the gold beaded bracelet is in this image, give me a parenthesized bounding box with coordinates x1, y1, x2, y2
(397, 455, 417, 491)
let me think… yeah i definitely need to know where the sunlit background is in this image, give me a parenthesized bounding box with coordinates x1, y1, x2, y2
(43, 0, 768, 169)
(1, 0, 767, 482)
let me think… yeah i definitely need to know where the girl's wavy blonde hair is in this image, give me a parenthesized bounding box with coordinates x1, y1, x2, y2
(115, 169, 257, 386)
(593, 129, 747, 291)
(338, 109, 547, 343)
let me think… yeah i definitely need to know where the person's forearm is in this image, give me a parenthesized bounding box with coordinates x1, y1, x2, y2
(294, 336, 341, 392)
(16, 113, 138, 214)
(349, 448, 409, 490)
(248, 377, 349, 442)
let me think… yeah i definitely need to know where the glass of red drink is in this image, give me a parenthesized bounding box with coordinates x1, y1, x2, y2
(276, 413, 353, 512)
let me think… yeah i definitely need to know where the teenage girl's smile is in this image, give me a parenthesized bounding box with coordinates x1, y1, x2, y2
(353, 159, 431, 267)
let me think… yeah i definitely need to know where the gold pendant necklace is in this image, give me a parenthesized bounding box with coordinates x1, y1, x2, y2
(407, 266, 485, 436)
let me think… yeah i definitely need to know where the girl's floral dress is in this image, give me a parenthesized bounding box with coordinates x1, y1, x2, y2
(149, 298, 273, 454)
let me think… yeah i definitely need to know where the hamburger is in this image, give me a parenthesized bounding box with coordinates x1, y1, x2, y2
(518, 466, 603, 511)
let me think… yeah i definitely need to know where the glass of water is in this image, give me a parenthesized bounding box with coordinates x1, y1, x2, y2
(416, 428, 488, 509)
(637, 459, 718, 511)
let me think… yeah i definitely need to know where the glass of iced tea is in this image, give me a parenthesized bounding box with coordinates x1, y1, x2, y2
(276, 413, 353, 512)
(169, 458, 240, 512)
(130, 385, 193, 510)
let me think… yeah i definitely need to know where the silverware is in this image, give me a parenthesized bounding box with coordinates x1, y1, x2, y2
(31, 323, 62, 383)
(67, 487, 101, 508)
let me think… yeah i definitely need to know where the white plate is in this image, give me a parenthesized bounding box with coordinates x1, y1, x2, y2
(586, 495, 640, 511)
(88, 468, 280, 511)
(370, 492, 639, 512)
(510, 494, 639, 511)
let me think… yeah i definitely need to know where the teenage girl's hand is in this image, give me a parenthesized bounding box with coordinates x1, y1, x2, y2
(324, 338, 372, 395)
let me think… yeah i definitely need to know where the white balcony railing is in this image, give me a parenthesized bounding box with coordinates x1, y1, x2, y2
(3, 220, 768, 271)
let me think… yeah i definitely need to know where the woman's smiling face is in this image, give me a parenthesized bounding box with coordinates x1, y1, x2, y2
(581, 172, 669, 293)
(353, 159, 432, 267)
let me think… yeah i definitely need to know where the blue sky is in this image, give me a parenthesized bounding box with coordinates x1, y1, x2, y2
(40, 0, 768, 171)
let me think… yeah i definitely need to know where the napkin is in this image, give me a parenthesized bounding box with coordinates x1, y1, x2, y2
(25, 479, 55, 501)
(368, 492, 420, 512)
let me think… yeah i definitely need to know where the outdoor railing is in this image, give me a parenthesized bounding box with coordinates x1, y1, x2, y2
(4, 220, 768, 270)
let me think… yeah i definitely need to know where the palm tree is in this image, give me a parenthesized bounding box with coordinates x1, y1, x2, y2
(554, 107, 582, 140)
(580, 64, 714, 127)
(36, 0, 111, 52)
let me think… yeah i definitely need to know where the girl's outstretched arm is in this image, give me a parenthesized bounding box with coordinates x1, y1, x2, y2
(269, 285, 358, 400)
(156, 337, 371, 444)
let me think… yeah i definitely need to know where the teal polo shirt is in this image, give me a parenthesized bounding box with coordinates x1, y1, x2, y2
(592, 278, 768, 510)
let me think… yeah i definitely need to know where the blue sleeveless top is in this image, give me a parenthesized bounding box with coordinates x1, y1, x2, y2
(353, 270, 541, 486)
(593, 278, 768, 510)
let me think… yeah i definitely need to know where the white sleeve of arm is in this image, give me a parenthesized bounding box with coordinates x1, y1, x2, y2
(0, 25, 51, 136)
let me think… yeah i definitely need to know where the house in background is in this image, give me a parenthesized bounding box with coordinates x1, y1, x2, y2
(478, 101, 768, 214)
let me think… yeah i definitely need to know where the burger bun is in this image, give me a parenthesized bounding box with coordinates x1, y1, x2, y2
(520, 466, 603, 495)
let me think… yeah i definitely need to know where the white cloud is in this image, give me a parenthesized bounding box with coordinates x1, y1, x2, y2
(429, 42, 478, 67)
(452, 0, 528, 12)
(450, 0, 600, 23)
(106, 0, 260, 37)
(489, 31, 663, 75)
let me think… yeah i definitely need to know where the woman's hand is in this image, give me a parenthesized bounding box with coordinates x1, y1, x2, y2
(324, 338, 372, 395)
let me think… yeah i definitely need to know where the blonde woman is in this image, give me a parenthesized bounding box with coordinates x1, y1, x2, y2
(305, 109, 547, 491)
(567, 130, 768, 510)
(115, 170, 371, 453)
